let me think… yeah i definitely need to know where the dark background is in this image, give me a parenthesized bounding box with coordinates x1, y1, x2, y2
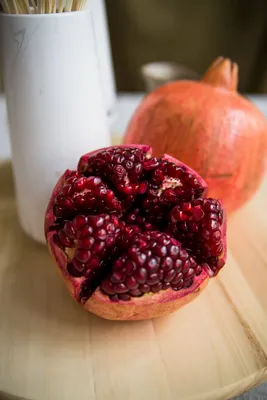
(105, 0, 267, 93)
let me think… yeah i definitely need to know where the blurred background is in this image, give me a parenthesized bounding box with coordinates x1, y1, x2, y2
(1, 0, 267, 93)
(105, 0, 267, 93)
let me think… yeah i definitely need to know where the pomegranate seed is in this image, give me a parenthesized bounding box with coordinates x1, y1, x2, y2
(140, 284, 150, 293)
(192, 206, 204, 221)
(58, 229, 73, 247)
(118, 294, 131, 301)
(64, 222, 76, 239)
(139, 181, 148, 194)
(129, 288, 142, 297)
(112, 283, 128, 294)
(73, 215, 88, 230)
(74, 177, 87, 191)
(75, 249, 91, 263)
(164, 269, 176, 282)
(125, 276, 138, 290)
(135, 268, 148, 284)
(151, 282, 163, 293)
(101, 280, 115, 295)
(143, 158, 159, 170)
(110, 272, 125, 283)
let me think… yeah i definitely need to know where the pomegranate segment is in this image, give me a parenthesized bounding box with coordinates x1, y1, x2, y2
(45, 145, 227, 320)
(100, 231, 202, 301)
(169, 198, 226, 275)
(53, 170, 122, 221)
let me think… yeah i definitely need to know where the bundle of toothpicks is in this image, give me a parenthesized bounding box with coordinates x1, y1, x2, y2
(1, 0, 87, 13)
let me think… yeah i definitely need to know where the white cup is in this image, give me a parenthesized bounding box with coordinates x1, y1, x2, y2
(1, 10, 111, 244)
(85, 0, 117, 124)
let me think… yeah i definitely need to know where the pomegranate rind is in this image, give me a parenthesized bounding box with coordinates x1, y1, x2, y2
(44, 170, 71, 235)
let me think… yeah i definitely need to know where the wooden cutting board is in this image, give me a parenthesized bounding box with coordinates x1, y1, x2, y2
(0, 156, 267, 400)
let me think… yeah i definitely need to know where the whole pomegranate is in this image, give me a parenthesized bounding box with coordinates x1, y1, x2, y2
(124, 57, 267, 213)
(45, 145, 227, 320)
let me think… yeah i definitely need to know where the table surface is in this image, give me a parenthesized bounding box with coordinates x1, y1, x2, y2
(0, 94, 267, 400)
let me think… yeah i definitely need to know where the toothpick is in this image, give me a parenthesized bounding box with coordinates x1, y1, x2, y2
(57, 0, 65, 13)
(11, 0, 20, 13)
(64, 0, 73, 12)
(29, 0, 37, 13)
(20, 0, 31, 13)
(0, 0, 12, 13)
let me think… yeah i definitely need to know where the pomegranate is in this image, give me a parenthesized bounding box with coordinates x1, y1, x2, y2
(45, 145, 227, 320)
(124, 57, 267, 213)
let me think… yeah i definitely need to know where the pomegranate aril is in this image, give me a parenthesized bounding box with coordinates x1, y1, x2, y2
(146, 258, 158, 273)
(58, 229, 73, 247)
(192, 206, 204, 221)
(139, 181, 148, 194)
(75, 249, 91, 263)
(151, 282, 163, 292)
(140, 284, 150, 293)
(164, 269, 176, 282)
(110, 294, 119, 302)
(77, 237, 94, 250)
(175, 259, 183, 272)
(101, 280, 115, 295)
(74, 177, 87, 191)
(143, 158, 159, 170)
(184, 278, 194, 288)
(118, 294, 131, 301)
(184, 267, 195, 280)
(130, 288, 143, 297)
(67, 262, 86, 277)
(125, 276, 138, 290)
(180, 249, 189, 261)
(110, 271, 125, 283)
(73, 215, 88, 230)
(162, 257, 173, 271)
(147, 274, 159, 285)
(64, 222, 76, 239)
(169, 245, 180, 257)
(162, 282, 171, 290)
(171, 272, 183, 285)
(183, 260, 191, 274)
(135, 268, 148, 284)
(125, 260, 137, 275)
(211, 243, 223, 256)
(195, 265, 202, 275)
(113, 283, 128, 294)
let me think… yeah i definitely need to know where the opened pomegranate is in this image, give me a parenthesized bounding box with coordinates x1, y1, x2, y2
(124, 57, 267, 213)
(45, 145, 227, 320)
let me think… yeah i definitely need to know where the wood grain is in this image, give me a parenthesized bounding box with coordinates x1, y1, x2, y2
(0, 153, 267, 400)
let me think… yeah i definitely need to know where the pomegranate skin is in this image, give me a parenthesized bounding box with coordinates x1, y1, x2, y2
(124, 58, 267, 213)
(45, 145, 227, 321)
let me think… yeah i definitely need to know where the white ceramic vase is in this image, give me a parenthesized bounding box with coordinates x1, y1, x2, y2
(1, 10, 111, 244)
(85, 0, 117, 124)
